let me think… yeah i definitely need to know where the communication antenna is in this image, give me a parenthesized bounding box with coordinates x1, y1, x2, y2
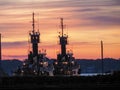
(37, 13, 40, 32)
(28, 31, 31, 53)
(60, 18, 66, 36)
(32, 12, 35, 33)
(61, 18, 64, 36)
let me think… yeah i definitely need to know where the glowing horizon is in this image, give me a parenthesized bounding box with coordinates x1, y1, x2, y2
(0, 0, 120, 60)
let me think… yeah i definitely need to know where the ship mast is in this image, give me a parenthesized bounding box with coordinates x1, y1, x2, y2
(61, 18, 64, 37)
(29, 12, 40, 57)
(54, 18, 80, 76)
(59, 18, 68, 56)
(28, 12, 40, 75)
(32, 13, 35, 33)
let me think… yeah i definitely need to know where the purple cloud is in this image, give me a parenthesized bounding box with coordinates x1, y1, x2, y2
(86, 16, 120, 25)
(2, 41, 27, 48)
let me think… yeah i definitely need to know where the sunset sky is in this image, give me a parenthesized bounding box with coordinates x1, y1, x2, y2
(0, 0, 120, 60)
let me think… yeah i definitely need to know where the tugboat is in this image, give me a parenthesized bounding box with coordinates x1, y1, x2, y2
(53, 18, 80, 76)
(13, 13, 54, 76)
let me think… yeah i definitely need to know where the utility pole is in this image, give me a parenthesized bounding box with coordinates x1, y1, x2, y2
(0, 33, 1, 67)
(101, 40, 104, 75)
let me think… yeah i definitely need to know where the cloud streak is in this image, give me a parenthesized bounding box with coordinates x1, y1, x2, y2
(0, 0, 120, 60)
(2, 41, 27, 48)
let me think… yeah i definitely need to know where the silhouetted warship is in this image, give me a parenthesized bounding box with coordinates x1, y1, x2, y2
(13, 13, 80, 76)
(13, 13, 54, 76)
(53, 18, 80, 76)
(1, 13, 120, 90)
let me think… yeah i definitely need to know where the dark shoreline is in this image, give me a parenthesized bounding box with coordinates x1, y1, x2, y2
(0, 74, 120, 89)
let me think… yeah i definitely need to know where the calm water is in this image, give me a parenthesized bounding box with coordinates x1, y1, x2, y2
(80, 73, 110, 76)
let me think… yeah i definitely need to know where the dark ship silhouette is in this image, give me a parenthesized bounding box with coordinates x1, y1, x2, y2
(53, 18, 80, 76)
(13, 13, 54, 76)
(1, 13, 120, 90)
(13, 13, 80, 76)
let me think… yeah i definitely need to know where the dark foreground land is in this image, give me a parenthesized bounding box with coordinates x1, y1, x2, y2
(0, 74, 120, 89)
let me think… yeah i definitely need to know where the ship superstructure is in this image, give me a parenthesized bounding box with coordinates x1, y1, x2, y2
(13, 13, 54, 76)
(13, 15, 80, 76)
(53, 18, 80, 76)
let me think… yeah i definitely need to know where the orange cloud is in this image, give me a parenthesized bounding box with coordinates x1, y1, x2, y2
(0, 0, 120, 60)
